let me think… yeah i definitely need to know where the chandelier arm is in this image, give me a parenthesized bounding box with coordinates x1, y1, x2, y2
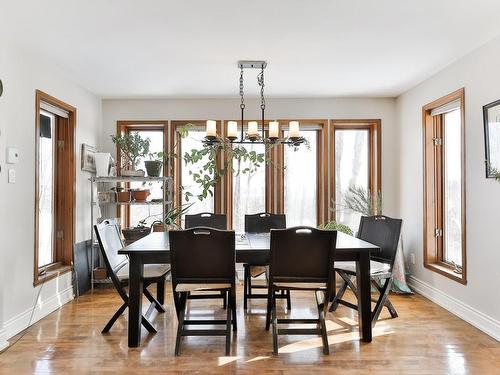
(258, 65, 266, 140)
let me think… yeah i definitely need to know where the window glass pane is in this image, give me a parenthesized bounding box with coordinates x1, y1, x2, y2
(335, 129, 369, 232)
(38, 111, 55, 268)
(443, 109, 462, 266)
(232, 143, 266, 232)
(181, 129, 215, 222)
(284, 130, 317, 226)
(129, 130, 164, 226)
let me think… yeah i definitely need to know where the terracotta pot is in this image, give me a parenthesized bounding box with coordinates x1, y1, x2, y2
(131, 189, 150, 202)
(116, 190, 131, 202)
(152, 223, 165, 232)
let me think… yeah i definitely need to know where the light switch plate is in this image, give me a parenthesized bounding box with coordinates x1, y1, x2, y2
(6, 147, 19, 164)
(8, 169, 15, 183)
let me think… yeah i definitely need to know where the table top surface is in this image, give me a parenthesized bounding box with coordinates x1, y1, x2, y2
(119, 231, 379, 255)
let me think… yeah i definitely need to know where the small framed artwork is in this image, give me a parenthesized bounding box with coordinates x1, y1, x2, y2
(484, 99, 500, 178)
(81, 144, 97, 173)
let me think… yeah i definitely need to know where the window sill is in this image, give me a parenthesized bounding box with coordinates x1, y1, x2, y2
(33, 264, 72, 286)
(424, 262, 466, 285)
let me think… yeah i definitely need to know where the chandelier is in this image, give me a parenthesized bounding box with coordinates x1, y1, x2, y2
(203, 61, 305, 146)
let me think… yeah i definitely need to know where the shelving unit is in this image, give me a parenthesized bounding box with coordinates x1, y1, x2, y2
(89, 175, 173, 288)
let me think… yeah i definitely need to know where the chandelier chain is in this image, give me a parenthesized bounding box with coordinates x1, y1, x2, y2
(239, 67, 245, 110)
(258, 65, 265, 110)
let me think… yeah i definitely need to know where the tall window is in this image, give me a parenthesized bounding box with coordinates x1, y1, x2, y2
(284, 129, 318, 226)
(423, 88, 466, 284)
(331, 120, 381, 233)
(34, 90, 76, 285)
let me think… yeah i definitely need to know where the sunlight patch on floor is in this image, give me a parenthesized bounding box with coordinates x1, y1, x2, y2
(218, 356, 241, 366)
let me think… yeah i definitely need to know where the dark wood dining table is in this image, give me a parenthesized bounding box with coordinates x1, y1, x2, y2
(119, 231, 380, 348)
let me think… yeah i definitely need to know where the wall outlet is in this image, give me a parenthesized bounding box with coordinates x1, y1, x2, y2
(410, 253, 416, 265)
(8, 168, 15, 184)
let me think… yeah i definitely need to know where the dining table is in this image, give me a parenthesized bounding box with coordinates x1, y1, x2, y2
(118, 231, 380, 348)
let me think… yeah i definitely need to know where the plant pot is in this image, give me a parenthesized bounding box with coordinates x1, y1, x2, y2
(131, 189, 150, 202)
(152, 223, 176, 232)
(145, 160, 163, 177)
(122, 226, 151, 242)
(116, 190, 131, 202)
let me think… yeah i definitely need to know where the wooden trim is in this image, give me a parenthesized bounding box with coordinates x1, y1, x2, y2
(329, 119, 382, 223)
(34, 90, 76, 286)
(422, 88, 466, 284)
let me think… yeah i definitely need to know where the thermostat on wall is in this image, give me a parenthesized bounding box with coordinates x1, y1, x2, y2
(6, 147, 19, 164)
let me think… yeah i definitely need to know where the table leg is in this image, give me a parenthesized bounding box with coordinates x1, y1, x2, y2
(128, 255, 144, 347)
(356, 251, 372, 342)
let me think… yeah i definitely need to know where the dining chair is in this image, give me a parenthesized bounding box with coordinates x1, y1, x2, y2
(329, 215, 402, 325)
(94, 220, 170, 334)
(243, 213, 290, 310)
(169, 227, 237, 356)
(185, 212, 228, 309)
(265, 226, 337, 355)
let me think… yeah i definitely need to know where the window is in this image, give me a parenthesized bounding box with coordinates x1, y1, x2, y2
(284, 129, 319, 227)
(331, 120, 381, 233)
(116, 121, 168, 229)
(34, 90, 76, 285)
(423, 88, 466, 284)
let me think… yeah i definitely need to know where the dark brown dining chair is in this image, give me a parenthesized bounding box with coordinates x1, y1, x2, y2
(185, 212, 227, 230)
(266, 227, 337, 355)
(94, 220, 170, 334)
(329, 215, 402, 325)
(169, 227, 237, 356)
(243, 213, 290, 310)
(185, 212, 228, 309)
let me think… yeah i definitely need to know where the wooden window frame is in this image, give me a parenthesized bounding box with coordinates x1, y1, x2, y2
(422, 88, 466, 284)
(116, 120, 168, 228)
(170, 121, 223, 218)
(273, 120, 329, 225)
(329, 120, 382, 224)
(34, 90, 76, 286)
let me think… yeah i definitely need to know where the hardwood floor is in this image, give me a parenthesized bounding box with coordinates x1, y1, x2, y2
(0, 283, 499, 374)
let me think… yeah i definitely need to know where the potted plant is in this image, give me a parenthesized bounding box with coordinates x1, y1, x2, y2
(111, 132, 151, 176)
(121, 220, 151, 242)
(145, 151, 164, 177)
(151, 203, 193, 232)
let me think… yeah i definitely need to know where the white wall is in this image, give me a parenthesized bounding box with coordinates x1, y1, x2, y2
(101, 97, 399, 215)
(397, 35, 500, 339)
(0, 44, 101, 349)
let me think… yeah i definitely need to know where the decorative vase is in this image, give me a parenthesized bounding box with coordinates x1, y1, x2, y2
(94, 152, 111, 177)
(144, 160, 163, 177)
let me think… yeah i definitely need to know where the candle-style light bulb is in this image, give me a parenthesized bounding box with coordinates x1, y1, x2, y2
(206, 120, 217, 137)
(227, 121, 238, 139)
(289, 121, 300, 138)
(269, 121, 279, 139)
(247, 121, 258, 138)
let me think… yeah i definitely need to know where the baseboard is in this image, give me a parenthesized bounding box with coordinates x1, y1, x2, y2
(408, 275, 500, 342)
(0, 329, 8, 352)
(2, 285, 74, 347)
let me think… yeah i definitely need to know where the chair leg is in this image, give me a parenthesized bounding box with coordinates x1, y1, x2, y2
(316, 291, 329, 355)
(243, 265, 249, 310)
(372, 278, 393, 325)
(221, 290, 227, 310)
(329, 278, 348, 312)
(265, 286, 273, 331)
(225, 292, 232, 356)
(157, 278, 165, 306)
(174, 292, 187, 356)
(143, 287, 166, 313)
(141, 315, 157, 333)
(372, 279, 398, 318)
(286, 290, 292, 310)
(102, 302, 127, 333)
(271, 290, 278, 355)
(231, 286, 237, 332)
(173, 291, 181, 318)
(343, 273, 359, 300)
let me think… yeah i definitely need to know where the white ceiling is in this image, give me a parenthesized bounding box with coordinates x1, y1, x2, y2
(3, 0, 500, 98)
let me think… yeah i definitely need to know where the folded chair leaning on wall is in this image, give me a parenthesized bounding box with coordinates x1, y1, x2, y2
(94, 219, 170, 334)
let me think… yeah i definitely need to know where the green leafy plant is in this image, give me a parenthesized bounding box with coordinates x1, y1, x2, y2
(149, 151, 164, 163)
(111, 132, 151, 170)
(150, 203, 194, 229)
(333, 185, 382, 216)
(487, 161, 500, 182)
(318, 220, 354, 236)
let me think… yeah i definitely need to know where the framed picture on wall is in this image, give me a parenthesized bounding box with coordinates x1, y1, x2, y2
(81, 143, 97, 173)
(484, 99, 500, 178)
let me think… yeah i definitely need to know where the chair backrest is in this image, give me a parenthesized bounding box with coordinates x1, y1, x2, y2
(185, 212, 227, 230)
(244, 212, 286, 233)
(169, 227, 235, 286)
(357, 215, 402, 268)
(269, 226, 337, 284)
(94, 220, 128, 290)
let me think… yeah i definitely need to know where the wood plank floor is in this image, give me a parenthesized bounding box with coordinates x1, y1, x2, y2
(0, 283, 499, 374)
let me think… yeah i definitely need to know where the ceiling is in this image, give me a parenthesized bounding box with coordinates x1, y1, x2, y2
(3, 0, 500, 98)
